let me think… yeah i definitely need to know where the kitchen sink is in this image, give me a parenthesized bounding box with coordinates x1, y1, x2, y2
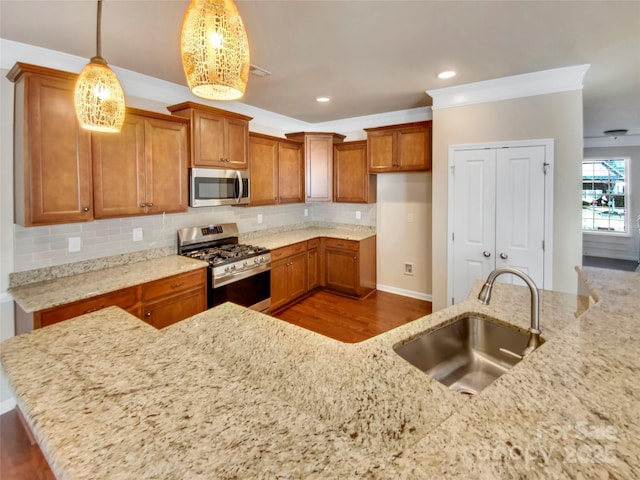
(393, 314, 543, 395)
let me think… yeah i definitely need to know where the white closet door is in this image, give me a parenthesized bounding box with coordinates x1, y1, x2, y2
(495, 146, 546, 286)
(452, 149, 496, 303)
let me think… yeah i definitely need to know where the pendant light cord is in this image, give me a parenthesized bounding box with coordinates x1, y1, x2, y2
(96, 0, 103, 59)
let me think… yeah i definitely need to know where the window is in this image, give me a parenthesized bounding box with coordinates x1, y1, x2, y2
(582, 158, 629, 233)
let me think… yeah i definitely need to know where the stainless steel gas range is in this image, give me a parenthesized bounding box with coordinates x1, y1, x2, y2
(177, 223, 271, 312)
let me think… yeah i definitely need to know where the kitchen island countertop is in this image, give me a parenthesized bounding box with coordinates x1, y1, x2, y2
(1, 266, 638, 479)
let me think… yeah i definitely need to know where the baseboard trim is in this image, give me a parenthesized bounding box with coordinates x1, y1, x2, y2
(376, 284, 432, 302)
(0, 396, 16, 415)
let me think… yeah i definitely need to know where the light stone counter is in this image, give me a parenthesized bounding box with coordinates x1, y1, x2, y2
(8, 255, 207, 313)
(240, 223, 376, 250)
(1, 266, 639, 479)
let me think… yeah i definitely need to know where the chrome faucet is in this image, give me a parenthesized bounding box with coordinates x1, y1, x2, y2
(477, 267, 542, 356)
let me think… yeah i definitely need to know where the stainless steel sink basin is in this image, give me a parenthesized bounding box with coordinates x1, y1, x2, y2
(393, 314, 543, 395)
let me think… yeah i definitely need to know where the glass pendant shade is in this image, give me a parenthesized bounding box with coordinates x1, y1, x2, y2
(75, 57, 126, 132)
(181, 0, 250, 101)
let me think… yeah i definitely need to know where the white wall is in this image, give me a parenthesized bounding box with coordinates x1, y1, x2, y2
(583, 145, 640, 262)
(431, 91, 584, 311)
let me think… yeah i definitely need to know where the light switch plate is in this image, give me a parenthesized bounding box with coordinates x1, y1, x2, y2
(304, 208, 309, 217)
(257, 214, 263, 224)
(133, 227, 143, 242)
(355, 211, 361, 220)
(68, 237, 81, 253)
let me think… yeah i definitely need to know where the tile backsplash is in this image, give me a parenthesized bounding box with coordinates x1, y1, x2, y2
(13, 203, 376, 273)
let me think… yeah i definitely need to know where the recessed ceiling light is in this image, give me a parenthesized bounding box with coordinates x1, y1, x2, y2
(438, 70, 457, 79)
(249, 64, 271, 77)
(316, 96, 330, 103)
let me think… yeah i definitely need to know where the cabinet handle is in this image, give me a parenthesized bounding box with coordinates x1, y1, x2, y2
(140, 203, 146, 207)
(500, 252, 509, 260)
(146, 311, 152, 317)
(353, 256, 357, 260)
(483, 251, 491, 258)
(148, 202, 154, 207)
(83, 305, 105, 314)
(170, 282, 185, 289)
(82, 207, 89, 212)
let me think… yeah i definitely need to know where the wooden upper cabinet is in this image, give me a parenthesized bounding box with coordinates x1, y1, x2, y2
(249, 133, 303, 206)
(285, 132, 345, 202)
(167, 101, 252, 169)
(8, 63, 93, 226)
(365, 121, 432, 173)
(333, 141, 377, 203)
(92, 108, 189, 218)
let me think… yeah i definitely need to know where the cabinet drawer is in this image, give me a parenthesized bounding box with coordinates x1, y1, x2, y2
(270, 241, 307, 261)
(324, 238, 359, 251)
(142, 269, 206, 302)
(39, 287, 140, 327)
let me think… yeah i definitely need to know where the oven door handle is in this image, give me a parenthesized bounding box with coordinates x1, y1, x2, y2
(214, 263, 271, 288)
(235, 170, 243, 204)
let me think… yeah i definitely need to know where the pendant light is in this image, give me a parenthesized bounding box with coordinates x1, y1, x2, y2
(74, 0, 126, 133)
(180, 0, 250, 101)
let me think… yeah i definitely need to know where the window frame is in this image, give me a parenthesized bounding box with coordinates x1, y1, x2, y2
(581, 157, 631, 236)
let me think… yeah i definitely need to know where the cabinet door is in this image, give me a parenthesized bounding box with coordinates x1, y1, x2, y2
(226, 117, 249, 169)
(93, 115, 146, 218)
(396, 124, 430, 171)
(278, 141, 304, 204)
(144, 117, 189, 214)
(192, 109, 226, 167)
(270, 258, 289, 311)
(288, 251, 309, 300)
(367, 130, 395, 172)
(142, 287, 205, 329)
(325, 247, 359, 295)
(14, 70, 93, 225)
(334, 141, 376, 203)
(249, 134, 278, 206)
(305, 134, 334, 202)
(308, 246, 320, 291)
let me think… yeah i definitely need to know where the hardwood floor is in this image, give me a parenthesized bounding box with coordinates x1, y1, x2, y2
(272, 289, 432, 343)
(0, 290, 431, 478)
(1, 408, 54, 480)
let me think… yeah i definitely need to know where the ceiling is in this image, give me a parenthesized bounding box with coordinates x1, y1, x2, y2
(1, 1, 639, 138)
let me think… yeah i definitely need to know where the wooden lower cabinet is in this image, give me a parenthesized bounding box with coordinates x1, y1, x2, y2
(141, 268, 207, 329)
(270, 235, 376, 311)
(24, 268, 207, 332)
(270, 242, 309, 311)
(324, 236, 376, 298)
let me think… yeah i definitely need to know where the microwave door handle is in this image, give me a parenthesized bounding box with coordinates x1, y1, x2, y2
(235, 170, 243, 204)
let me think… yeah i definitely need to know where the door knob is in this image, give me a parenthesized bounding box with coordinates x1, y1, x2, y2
(483, 251, 491, 258)
(500, 252, 509, 259)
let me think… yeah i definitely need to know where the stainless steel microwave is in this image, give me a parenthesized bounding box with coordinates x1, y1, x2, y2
(189, 168, 250, 207)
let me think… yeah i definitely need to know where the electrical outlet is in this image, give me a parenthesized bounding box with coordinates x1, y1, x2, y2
(257, 214, 263, 224)
(404, 262, 414, 275)
(133, 227, 143, 242)
(304, 208, 309, 217)
(68, 237, 81, 253)
(355, 211, 361, 220)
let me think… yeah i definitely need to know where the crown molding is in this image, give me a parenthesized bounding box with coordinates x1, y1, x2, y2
(426, 64, 591, 110)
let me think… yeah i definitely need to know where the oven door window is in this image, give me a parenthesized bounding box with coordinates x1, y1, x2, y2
(212, 270, 270, 310)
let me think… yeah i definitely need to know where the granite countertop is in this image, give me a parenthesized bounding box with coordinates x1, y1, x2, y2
(241, 225, 376, 250)
(1, 266, 639, 479)
(8, 256, 208, 313)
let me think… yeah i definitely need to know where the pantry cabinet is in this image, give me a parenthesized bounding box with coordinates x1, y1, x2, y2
(270, 242, 309, 311)
(21, 268, 207, 332)
(365, 121, 432, 173)
(92, 108, 189, 218)
(333, 141, 376, 203)
(285, 132, 345, 202)
(8, 62, 93, 226)
(168, 102, 251, 169)
(248, 133, 304, 205)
